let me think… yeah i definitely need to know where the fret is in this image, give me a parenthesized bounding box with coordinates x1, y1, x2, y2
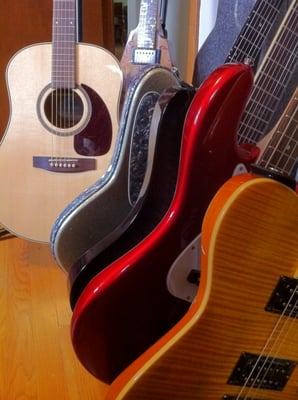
(226, 0, 283, 65)
(132, 0, 162, 65)
(137, 0, 159, 49)
(52, 0, 76, 88)
(238, 1, 298, 144)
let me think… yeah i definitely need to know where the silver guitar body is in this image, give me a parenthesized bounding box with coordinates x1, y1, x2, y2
(50, 66, 180, 272)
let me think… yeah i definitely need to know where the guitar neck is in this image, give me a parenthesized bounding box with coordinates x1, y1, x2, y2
(257, 86, 298, 178)
(120, 0, 173, 93)
(226, 0, 284, 66)
(52, 0, 77, 88)
(238, 0, 298, 144)
(132, 0, 161, 64)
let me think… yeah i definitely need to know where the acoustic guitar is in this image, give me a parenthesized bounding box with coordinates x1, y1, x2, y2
(70, 62, 255, 383)
(50, 0, 182, 271)
(106, 172, 298, 400)
(0, 0, 122, 242)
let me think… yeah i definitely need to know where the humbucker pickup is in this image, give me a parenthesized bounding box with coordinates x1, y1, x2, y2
(228, 352, 296, 391)
(266, 276, 298, 317)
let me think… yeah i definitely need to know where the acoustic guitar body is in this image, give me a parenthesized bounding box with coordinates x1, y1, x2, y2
(0, 42, 122, 242)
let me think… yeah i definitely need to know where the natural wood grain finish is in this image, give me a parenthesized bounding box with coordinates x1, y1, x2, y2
(0, 236, 108, 399)
(0, 0, 114, 141)
(0, 42, 122, 242)
(107, 173, 298, 400)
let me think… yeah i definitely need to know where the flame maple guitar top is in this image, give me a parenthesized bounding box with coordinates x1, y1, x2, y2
(107, 173, 298, 400)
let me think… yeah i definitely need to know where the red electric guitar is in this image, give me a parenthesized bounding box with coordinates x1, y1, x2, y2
(71, 62, 256, 383)
(106, 172, 298, 400)
(0, 0, 122, 242)
(67, 0, 296, 306)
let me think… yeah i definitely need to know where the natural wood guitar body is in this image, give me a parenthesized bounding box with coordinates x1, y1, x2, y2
(0, 42, 122, 242)
(107, 173, 298, 400)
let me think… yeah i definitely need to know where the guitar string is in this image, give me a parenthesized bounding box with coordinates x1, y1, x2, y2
(61, 0, 65, 162)
(261, 93, 298, 174)
(234, 281, 298, 399)
(242, 284, 298, 399)
(71, 0, 77, 157)
(238, 0, 297, 143)
(53, 0, 59, 165)
(236, 281, 298, 399)
(245, 3, 298, 143)
(53, 0, 64, 164)
(251, 20, 297, 137)
(228, 0, 280, 65)
(238, 0, 297, 144)
(70, 0, 75, 135)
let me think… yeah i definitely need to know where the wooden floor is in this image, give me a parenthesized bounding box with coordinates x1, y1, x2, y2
(0, 231, 108, 399)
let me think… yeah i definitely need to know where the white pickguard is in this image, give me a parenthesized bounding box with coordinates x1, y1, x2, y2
(167, 235, 201, 303)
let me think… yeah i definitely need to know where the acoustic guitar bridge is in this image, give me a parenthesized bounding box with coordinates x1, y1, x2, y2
(33, 156, 96, 172)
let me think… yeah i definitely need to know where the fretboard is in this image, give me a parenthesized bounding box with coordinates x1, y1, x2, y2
(238, 0, 298, 144)
(258, 87, 298, 177)
(137, 0, 160, 49)
(226, 0, 284, 66)
(52, 0, 77, 88)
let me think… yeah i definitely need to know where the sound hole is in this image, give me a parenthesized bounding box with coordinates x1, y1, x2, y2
(44, 89, 84, 128)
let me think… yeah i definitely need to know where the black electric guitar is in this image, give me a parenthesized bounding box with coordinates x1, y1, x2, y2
(50, 0, 182, 271)
(0, 0, 122, 242)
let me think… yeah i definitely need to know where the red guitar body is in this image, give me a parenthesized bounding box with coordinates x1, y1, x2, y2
(71, 63, 258, 383)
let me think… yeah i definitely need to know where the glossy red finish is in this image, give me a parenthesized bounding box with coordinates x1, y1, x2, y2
(71, 63, 256, 383)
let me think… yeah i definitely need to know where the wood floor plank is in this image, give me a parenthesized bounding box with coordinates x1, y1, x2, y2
(0, 235, 108, 400)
